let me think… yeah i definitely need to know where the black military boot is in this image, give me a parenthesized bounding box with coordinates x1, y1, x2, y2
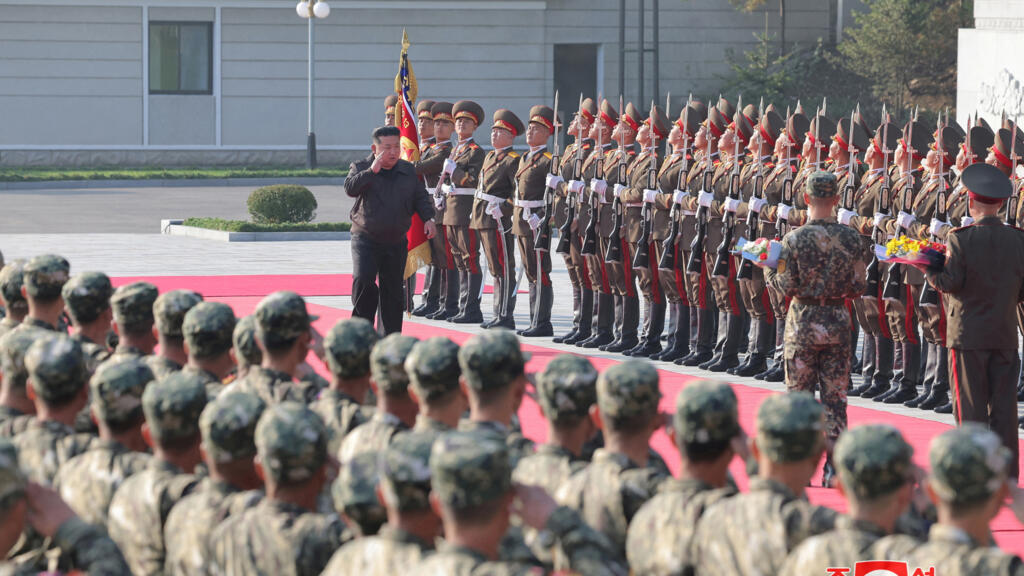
(429, 269, 459, 320)
(413, 266, 439, 317)
(452, 273, 483, 324)
(651, 303, 678, 360)
(521, 283, 553, 337)
(849, 333, 876, 396)
(446, 270, 471, 322)
(656, 303, 691, 362)
(905, 343, 937, 407)
(919, 345, 949, 410)
(492, 273, 517, 330)
(681, 305, 716, 366)
(736, 319, 772, 377)
(600, 295, 625, 351)
(579, 293, 614, 348)
(707, 313, 742, 372)
(882, 342, 920, 404)
(629, 299, 665, 358)
(482, 277, 504, 328)
(606, 296, 640, 353)
(934, 401, 953, 414)
(565, 289, 594, 345)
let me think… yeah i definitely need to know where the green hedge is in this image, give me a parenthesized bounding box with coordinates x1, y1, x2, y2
(182, 218, 350, 233)
(0, 166, 347, 182)
(247, 184, 317, 223)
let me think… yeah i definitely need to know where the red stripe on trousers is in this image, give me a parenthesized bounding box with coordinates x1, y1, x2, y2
(950, 350, 962, 422)
(598, 256, 612, 295)
(727, 258, 741, 316)
(443, 228, 456, 269)
(762, 289, 774, 325)
(648, 241, 662, 304)
(581, 257, 592, 290)
(494, 230, 505, 277)
(623, 238, 636, 298)
(904, 284, 918, 344)
(698, 261, 708, 309)
(468, 230, 481, 274)
(674, 253, 689, 307)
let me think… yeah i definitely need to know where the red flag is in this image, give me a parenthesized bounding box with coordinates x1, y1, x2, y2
(395, 30, 430, 279)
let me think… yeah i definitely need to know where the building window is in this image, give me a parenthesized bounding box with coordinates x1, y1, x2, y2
(149, 22, 212, 95)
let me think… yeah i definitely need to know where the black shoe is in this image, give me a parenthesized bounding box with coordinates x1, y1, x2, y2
(629, 342, 662, 358)
(679, 350, 712, 366)
(622, 342, 646, 357)
(605, 338, 639, 353)
(821, 460, 837, 488)
(872, 384, 901, 402)
(564, 331, 590, 345)
(413, 303, 437, 317)
(763, 367, 785, 382)
(1017, 386, 1024, 402)
(552, 329, 577, 344)
(883, 386, 917, 404)
(903, 388, 930, 408)
(1019, 415, 1024, 430)
(848, 381, 873, 397)
(452, 311, 483, 324)
(754, 366, 772, 380)
(859, 382, 889, 399)
(698, 352, 722, 370)
(520, 324, 553, 337)
(735, 356, 768, 377)
(481, 318, 499, 329)
(934, 401, 953, 414)
(580, 333, 614, 349)
(489, 319, 516, 330)
(707, 356, 739, 373)
(918, 390, 948, 411)
(655, 345, 690, 363)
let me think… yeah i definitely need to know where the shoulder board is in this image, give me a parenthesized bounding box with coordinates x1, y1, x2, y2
(508, 151, 520, 158)
(543, 152, 552, 159)
(468, 142, 480, 150)
(626, 148, 638, 156)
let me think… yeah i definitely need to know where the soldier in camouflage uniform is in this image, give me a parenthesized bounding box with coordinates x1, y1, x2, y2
(109, 281, 159, 358)
(0, 329, 41, 438)
(146, 289, 203, 380)
(333, 451, 386, 537)
(692, 392, 837, 576)
(0, 260, 27, 338)
(61, 271, 113, 371)
(15, 254, 69, 333)
(180, 301, 237, 396)
(107, 371, 207, 576)
(338, 333, 418, 463)
(230, 315, 261, 381)
(209, 402, 346, 576)
(164, 390, 266, 576)
(781, 424, 918, 574)
(324, 433, 438, 575)
(13, 335, 89, 484)
(0, 438, 132, 576)
(456, 329, 535, 466)
(555, 359, 669, 562)
(404, 336, 466, 444)
(416, 429, 626, 575)
(311, 317, 377, 455)
(765, 171, 869, 483)
(55, 357, 153, 528)
(626, 379, 745, 576)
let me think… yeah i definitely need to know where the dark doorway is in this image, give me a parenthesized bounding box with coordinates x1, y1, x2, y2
(554, 44, 600, 135)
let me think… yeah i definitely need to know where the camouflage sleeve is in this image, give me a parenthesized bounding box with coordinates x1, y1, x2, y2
(545, 506, 628, 576)
(925, 231, 965, 294)
(52, 516, 131, 575)
(620, 468, 666, 521)
(766, 236, 799, 296)
(295, 516, 347, 576)
(781, 501, 837, 553)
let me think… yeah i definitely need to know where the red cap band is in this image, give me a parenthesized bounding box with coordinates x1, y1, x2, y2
(600, 110, 616, 127)
(969, 191, 1004, 205)
(493, 119, 518, 136)
(455, 111, 480, 124)
(992, 146, 1016, 170)
(708, 120, 723, 139)
(530, 115, 554, 132)
(759, 125, 776, 147)
(623, 114, 640, 132)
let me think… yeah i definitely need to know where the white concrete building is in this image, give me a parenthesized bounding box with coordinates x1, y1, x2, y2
(958, 0, 1024, 128)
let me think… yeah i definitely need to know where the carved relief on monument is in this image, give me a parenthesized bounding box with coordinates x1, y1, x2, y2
(979, 68, 1024, 117)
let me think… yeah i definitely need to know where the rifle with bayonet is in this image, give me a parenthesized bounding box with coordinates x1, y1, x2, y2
(882, 108, 917, 302)
(864, 105, 891, 298)
(686, 98, 716, 274)
(633, 98, 663, 270)
(737, 98, 766, 281)
(555, 94, 586, 256)
(581, 96, 606, 257)
(774, 105, 794, 240)
(660, 95, 693, 271)
(920, 112, 948, 307)
(712, 95, 743, 278)
(841, 109, 858, 213)
(535, 90, 560, 253)
(604, 95, 627, 263)
(1006, 116, 1019, 227)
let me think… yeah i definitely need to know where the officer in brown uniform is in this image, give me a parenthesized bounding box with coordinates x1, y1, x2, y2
(552, 99, 597, 345)
(411, 100, 445, 318)
(920, 162, 1024, 479)
(422, 102, 460, 321)
(439, 100, 487, 324)
(471, 109, 523, 330)
(384, 94, 398, 127)
(513, 105, 555, 337)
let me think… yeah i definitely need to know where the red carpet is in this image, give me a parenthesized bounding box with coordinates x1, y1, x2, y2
(210, 295, 1024, 552)
(112, 274, 518, 297)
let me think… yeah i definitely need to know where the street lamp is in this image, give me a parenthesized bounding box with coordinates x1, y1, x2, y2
(296, 0, 330, 169)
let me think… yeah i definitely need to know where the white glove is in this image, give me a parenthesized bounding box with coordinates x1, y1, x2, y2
(896, 211, 916, 230)
(961, 216, 975, 227)
(672, 190, 686, 205)
(527, 213, 542, 231)
(698, 191, 715, 208)
(777, 204, 793, 221)
(928, 218, 950, 236)
(643, 189, 658, 204)
(545, 173, 564, 189)
(433, 196, 445, 210)
(749, 197, 767, 213)
(441, 184, 454, 197)
(873, 212, 887, 228)
(442, 158, 457, 176)
(567, 180, 585, 195)
(723, 197, 741, 213)
(613, 184, 628, 199)
(837, 209, 856, 226)
(590, 179, 608, 196)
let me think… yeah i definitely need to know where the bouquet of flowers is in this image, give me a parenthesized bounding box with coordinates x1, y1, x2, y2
(733, 237, 782, 269)
(875, 236, 946, 269)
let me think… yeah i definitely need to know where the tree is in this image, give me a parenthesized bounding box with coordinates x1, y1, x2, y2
(728, 0, 787, 57)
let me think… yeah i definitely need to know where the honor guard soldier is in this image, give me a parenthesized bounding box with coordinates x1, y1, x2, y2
(471, 109, 523, 329)
(513, 105, 556, 337)
(439, 100, 487, 324)
(384, 94, 398, 127)
(947, 120, 994, 227)
(412, 100, 452, 318)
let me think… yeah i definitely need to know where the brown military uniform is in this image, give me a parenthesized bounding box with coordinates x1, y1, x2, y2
(552, 137, 594, 343)
(513, 142, 554, 336)
(576, 139, 617, 347)
(600, 142, 644, 351)
(442, 137, 486, 321)
(471, 145, 520, 327)
(414, 136, 455, 318)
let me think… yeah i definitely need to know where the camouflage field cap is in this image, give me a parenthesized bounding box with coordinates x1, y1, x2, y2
(928, 423, 1010, 506)
(673, 379, 740, 446)
(111, 282, 159, 332)
(0, 327, 45, 393)
(62, 272, 113, 324)
(536, 354, 597, 422)
(380, 432, 433, 511)
(90, 357, 154, 427)
(0, 438, 26, 506)
(23, 254, 70, 300)
(153, 290, 203, 338)
(405, 337, 461, 402)
(255, 402, 328, 484)
(370, 333, 418, 394)
(0, 260, 27, 312)
(431, 430, 511, 509)
(232, 315, 262, 367)
(597, 359, 661, 425)
(183, 302, 237, 359)
(324, 317, 379, 380)
(200, 390, 266, 463)
(834, 424, 914, 501)
(25, 334, 87, 405)
(806, 170, 838, 199)
(254, 291, 318, 349)
(142, 370, 208, 443)
(755, 392, 825, 462)
(457, 329, 530, 392)
(333, 451, 386, 534)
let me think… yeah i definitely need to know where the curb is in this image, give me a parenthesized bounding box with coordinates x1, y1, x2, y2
(161, 220, 350, 242)
(0, 177, 346, 191)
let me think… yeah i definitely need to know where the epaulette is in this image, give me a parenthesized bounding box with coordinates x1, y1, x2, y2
(543, 152, 552, 159)
(467, 142, 480, 150)
(507, 151, 520, 158)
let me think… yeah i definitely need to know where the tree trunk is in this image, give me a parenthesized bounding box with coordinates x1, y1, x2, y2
(779, 0, 787, 57)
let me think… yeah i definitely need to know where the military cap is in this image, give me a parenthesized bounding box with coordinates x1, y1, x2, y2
(536, 354, 597, 422)
(961, 162, 1013, 202)
(977, 116, 991, 131)
(62, 272, 113, 324)
(22, 254, 69, 300)
(599, 99, 619, 127)
(758, 110, 785, 147)
(431, 430, 511, 509)
(673, 379, 740, 447)
(0, 328, 44, 394)
(431, 101, 455, 124)
(689, 99, 708, 116)
(254, 291, 317, 349)
(834, 424, 914, 501)
(255, 402, 328, 484)
(90, 357, 153, 427)
(384, 93, 398, 114)
(183, 302, 236, 359)
(324, 317, 379, 381)
(900, 120, 932, 162)
(579, 97, 598, 125)
(416, 99, 436, 120)
(740, 102, 759, 131)
(931, 125, 962, 165)
(872, 120, 900, 157)
(142, 370, 208, 443)
(806, 170, 839, 199)
(0, 438, 26, 506)
(949, 117, 966, 140)
(765, 102, 779, 115)
(929, 423, 1010, 505)
(731, 109, 753, 146)
(853, 107, 874, 139)
(458, 329, 529, 392)
(755, 392, 825, 462)
(963, 124, 995, 162)
(807, 115, 837, 155)
(596, 359, 661, 425)
(111, 281, 159, 332)
(381, 432, 433, 511)
(453, 100, 484, 126)
(232, 315, 262, 367)
(201, 390, 265, 463)
(622, 102, 643, 133)
(0, 260, 27, 312)
(153, 290, 203, 338)
(785, 110, 811, 149)
(370, 333, 418, 394)
(528, 105, 555, 133)
(26, 334, 87, 405)
(706, 106, 727, 139)
(717, 97, 736, 119)
(678, 103, 706, 138)
(492, 109, 525, 137)
(835, 116, 871, 154)
(645, 104, 670, 140)
(405, 336, 460, 402)
(992, 127, 1024, 172)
